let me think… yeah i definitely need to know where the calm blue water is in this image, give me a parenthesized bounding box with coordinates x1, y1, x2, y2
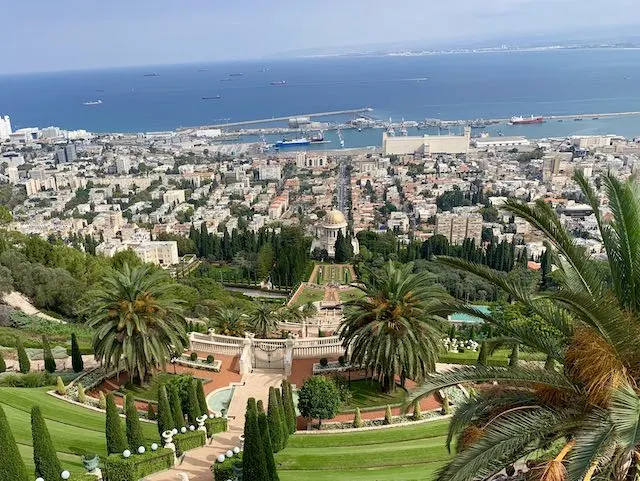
(1, 49, 640, 144)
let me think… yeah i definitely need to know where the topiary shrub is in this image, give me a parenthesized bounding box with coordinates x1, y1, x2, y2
(196, 379, 208, 416)
(16, 338, 30, 374)
(31, 405, 62, 480)
(147, 403, 156, 421)
(0, 350, 6, 373)
(167, 384, 185, 429)
(205, 417, 228, 437)
(267, 387, 284, 452)
(56, 376, 66, 395)
(157, 386, 173, 438)
(338, 355, 346, 366)
(125, 395, 144, 450)
(77, 383, 86, 403)
(319, 357, 328, 367)
(412, 401, 422, 421)
(441, 394, 451, 415)
(104, 448, 174, 481)
(42, 336, 56, 373)
(174, 430, 206, 456)
(212, 452, 242, 481)
(71, 332, 84, 373)
(189, 352, 198, 362)
(383, 405, 393, 425)
(106, 393, 127, 454)
(98, 391, 107, 410)
(206, 354, 215, 364)
(275, 387, 288, 447)
(186, 380, 200, 425)
(353, 407, 363, 428)
(0, 404, 29, 481)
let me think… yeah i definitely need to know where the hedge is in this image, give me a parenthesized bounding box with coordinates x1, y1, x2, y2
(174, 430, 206, 456)
(104, 447, 174, 481)
(437, 355, 509, 367)
(212, 452, 242, 481)
(205, 417, 228, 437)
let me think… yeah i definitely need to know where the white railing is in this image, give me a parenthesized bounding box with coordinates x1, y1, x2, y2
(292, 335, 345, 358)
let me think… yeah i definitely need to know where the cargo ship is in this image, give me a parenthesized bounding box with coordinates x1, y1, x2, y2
(310, 131, 325, 143)
(510, 115, 544, 125)
(201, 95, 221, 100)
(275, 137, 310, 147)
(83, 100, 103, 106)
(270, 80, 286, 86)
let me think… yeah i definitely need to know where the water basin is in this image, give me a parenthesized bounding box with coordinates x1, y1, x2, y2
(207, 387, 235, 415)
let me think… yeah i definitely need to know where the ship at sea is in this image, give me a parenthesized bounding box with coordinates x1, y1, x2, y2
(270, 80, 286, 86)
(309, 131, 325, 143)
(275, 137, 309, 147)
(143, 73, 159, 77)
(510, 115, 544, 125)
(83, 100, 103, 106)
(201, 95, 221, 100)
(229, 73, 243, 77)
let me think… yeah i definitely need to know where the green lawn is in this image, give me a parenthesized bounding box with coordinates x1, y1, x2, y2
(342, 379, 407, 410)
(290, 286, 325, 308)
(339, 288, 365, 303)
(121, 372, 178, 401)
(312, 264, 353, 285)
(0, 387, 159, 476)
(276, 419, 451, 480)
(438, 348, 546, 366)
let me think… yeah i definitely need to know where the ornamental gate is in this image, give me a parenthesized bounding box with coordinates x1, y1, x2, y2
(252, 341, 285, 371)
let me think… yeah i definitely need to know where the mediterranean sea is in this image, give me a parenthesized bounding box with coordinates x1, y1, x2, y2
(1, 49, 640, 146)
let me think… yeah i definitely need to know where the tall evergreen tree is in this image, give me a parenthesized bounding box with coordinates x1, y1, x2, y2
(186, 379, 201, 425)
(31, 405, 62, 480)
(257, 399, 280, 481)
(334, 229, 349, 262)
(70, 332, 84, 373)
(196, 379, 208, 416)
(0, 405, 29, 481)
(275, 387, 288, 446)
(42, 336, 56, 373)
(157, 385, 173, 437)
(0, 350, 5, 373)
(243, 398, 268, 481)
(125, 395, 145, 450)
(168, 384, 185, 428)
(16, 338, 30, 374)
(267, 387, 284, 452)
(281, 381, 295, 435)
(105, 393, 127, 454)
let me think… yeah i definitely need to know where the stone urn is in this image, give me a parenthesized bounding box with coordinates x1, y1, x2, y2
(232, 460, 243, 481)
(82, 454, 99, 472)
(162, 430, 174, 445)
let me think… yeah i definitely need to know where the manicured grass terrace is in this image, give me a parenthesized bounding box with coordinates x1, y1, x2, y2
(276, 419, 452, 481)
(0, 387, 159, 476)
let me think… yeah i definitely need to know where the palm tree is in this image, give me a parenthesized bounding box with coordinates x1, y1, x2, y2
(84, 264, 187, 384)
(248, 303, 277, 338)
(339, 261, 450, 392)
(301, 301, 318, 319)
(408, 172, 640, 481)
(210, 307, 245, 337)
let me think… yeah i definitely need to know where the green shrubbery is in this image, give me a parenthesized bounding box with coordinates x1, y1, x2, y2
(31, 405, 62, 480)
(104, 448, 174, 481)
(106, 393, 128, 454)
(0, 404, 29, 481)
(212, 452, 242, 481)
(0, 371, 53, 388)
(71, 332, 84, 372)
(16, 338, 30, 373)
(174, 430, 206, 456)
(205, 417, 228, 436)
(125, 395, 145, 450)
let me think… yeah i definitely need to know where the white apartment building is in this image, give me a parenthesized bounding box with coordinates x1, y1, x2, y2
(96, 240, 179, 267)
(115, 157, 131, 174)
(435, 213, 483, 245)
(0, 115, 11, 140)
(259, 164, 282, 181)
(163, 189, 186, 205)
(387, 211, 410, 233)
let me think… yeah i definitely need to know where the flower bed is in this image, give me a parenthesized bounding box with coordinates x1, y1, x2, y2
(312, 360, 355, 374)
(176, 356, 221, 372)
(317, 409, 443, 431)
(104, 447, 174, 481)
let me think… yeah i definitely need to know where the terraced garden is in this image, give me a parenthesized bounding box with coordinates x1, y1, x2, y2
(275, 419, 452, 481)
(311, 263, 355, 285)
(0, 387, 159, 476)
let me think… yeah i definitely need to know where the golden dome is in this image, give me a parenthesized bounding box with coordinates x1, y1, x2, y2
(324, 210, 347, 225)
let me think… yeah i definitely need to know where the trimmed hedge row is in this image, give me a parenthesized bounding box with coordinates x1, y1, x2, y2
(206, 417, 228, 437)
(437, 355, 509, 367)
(174, 430, 206, 456)
(104, 447, 174, 481)
(212, 452, 243, 481)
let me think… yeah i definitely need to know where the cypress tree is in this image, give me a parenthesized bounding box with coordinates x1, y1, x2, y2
(243, 398, 268, 481)
(186, 379, 200, 425)
(55, 376, 66, 395)
(147, 402, 156, 420)
(281, 381, 295, 434)
(125, 395, 145, 450)
(77, 383, 86, 403)
(71, 332, 84, 373)
(168, 384, 185, 428)
(509, 344, 520, 368)
(412, 401, 422, 421)
(267, 387, 284, 452)
(196, 379, 208, 416)
(477, 341, 488, 366)
(275, 387, 288, 446)
(353, 407, 363, 428)
(105, 393, 127, 454)
(287, 381, 297, 432)
(0, 350, 5, 373)
(16, 338, 30, 374)
(0, 405, 29, 481)
(383, 405, 393, 425)
(157, 385, 174, 437)
(98, 391, 107, 410)
(334, 229, 349, 262)
(31, 405, 62, 480)
(42, 336, 56, 373)
(257, 399, 280, 481)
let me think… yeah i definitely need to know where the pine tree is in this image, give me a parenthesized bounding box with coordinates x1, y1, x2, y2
(168, 384, 185, 428)
(31, 405, 62, 480)
(353, 407, 363, 428)
(243, 398, 268, 481)
(257, 399, 280, 481)
(0, 350, 5, 373)
(157, 385, 174, 437)
(16, 338, 30, 374)
(281, 381, 295, 435)
(196, 379, 208, 416)
(0, 405, 29, 481)
(267, 387, 284, 452)
(275, 387, 288, 446)
(105, 393, 127, 454)
(71, 332, 84, 373)
(125, 395, 145, 450)
(42, 336, 56, 373)
(186, 379, 201, 425)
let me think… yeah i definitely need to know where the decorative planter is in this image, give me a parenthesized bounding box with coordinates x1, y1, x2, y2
(82, 454, 99, 471)
(162, 430, 174, 445)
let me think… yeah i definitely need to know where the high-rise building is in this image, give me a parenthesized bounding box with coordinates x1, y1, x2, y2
(7, 166, 19, 184)
(56, 144, 77, 163)
(115, 157, 131, 174)
(435, 213, 483, 245)
(0, 115, 12, 140)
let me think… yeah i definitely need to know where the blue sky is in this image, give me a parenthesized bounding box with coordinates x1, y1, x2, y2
(3, 0, 638, 73)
